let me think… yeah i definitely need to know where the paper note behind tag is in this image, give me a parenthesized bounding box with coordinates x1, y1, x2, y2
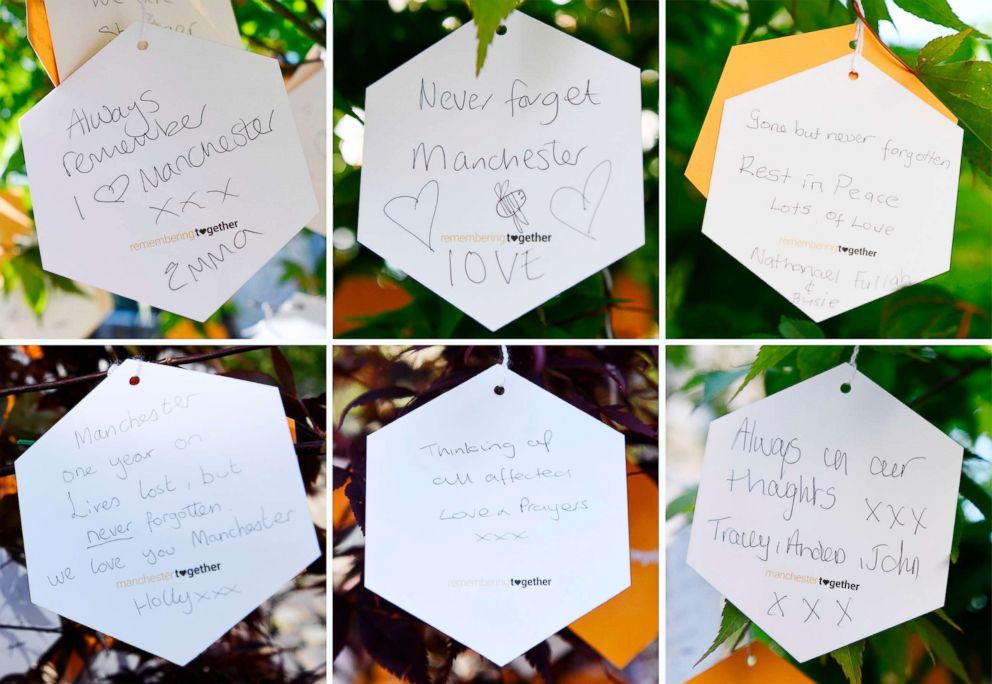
(19, 25, 317, 321)
(365, 365, 630, 665)
(686, 24, 955, 197)
(688, 364, 962, 662)
(0, 549, 61, 675)
(701, 56, 962, 321)
(15, 360, 320, 665)
(0, 284, 111, 339)
(39, 0, 241, 82)
(358, 11, 644, 331)
(288, 63, 327, 236)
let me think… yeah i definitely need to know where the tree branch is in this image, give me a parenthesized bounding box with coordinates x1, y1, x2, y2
(0, 346, 272, 398)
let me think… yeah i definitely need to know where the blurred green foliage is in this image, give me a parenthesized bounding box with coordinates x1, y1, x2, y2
(333, 0, 659, 338)
(668, 344, 992, 684)
(666, 0, 992, 339)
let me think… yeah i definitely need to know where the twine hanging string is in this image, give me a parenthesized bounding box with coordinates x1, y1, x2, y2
(137, 3, 149, 50)
(495, 345, 510, 395)
(848, 0, 915, 75)
(846, 344, 861, 389)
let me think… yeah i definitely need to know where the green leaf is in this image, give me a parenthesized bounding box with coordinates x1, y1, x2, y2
(949, 498, 965, 563)
(905, 616, 973, 684)
(919, 61, 992, 153)
(778, 315, 824, 339)
(933, 608, 963, 633)
(469, 0, 519, 76)
(743, 0, 782, 42)
(665, 486, 697, 520)
(617, 0, 631, 32)
(859, 0, 893, 34)
(695, 601, 750, 666)
(829, 640, 866, 684)
(682, 368, 749, 408)
(797, 346, 845, 380)
(891, 0, 989, 38)
(958, 467, 992, 520)
(868, 625, 909, 683)
(916, 29, 972, 71)
(730, 345, 797, 400)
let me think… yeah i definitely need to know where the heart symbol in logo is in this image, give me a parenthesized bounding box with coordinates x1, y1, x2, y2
(93, 174, 130, 204)
(509, 234, 520, 242)
(550, 160, 612, 239)
(383, 180, 440, 252)
(178, 569, 187, 577)
(512, 579, 520, 585)
(198, 228, 208, 236)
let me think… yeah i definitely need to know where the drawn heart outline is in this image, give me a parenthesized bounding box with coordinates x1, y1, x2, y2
(93, 174, 130, 204)
(549, 160, 612, 240)
(383, 179, 440, 252)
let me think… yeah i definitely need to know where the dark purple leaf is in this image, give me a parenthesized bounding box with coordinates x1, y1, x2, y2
(271, 347, 299, 398)
(599, 405, 658, 440)
(354, 595, 429, 684)
(524, 641, 554, 683)
(338, 386, 416, 430)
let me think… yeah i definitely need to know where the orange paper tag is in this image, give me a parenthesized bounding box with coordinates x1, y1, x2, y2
(687, 643, 816, 683)
(685, 24, 955, 197)
(26, 0, 60, 85)
(568, 466, 659, 668)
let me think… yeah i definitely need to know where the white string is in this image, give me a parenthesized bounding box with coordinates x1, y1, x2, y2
(847, 345, 861, 386)
(499, 345, 510, 389)
(850, 0, 865, 76)
(138, 4, 149, 49)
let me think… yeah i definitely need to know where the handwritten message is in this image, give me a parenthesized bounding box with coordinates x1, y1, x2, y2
(288, 62, 327, 235)
(702, 55, 962, 321)
(365, 365, 629, 665)
(15, 360, 320, 665)
(687, 365, 962, 662)
(358, 11, 644, 330)
(20, 24, 317, 321)
(44, 0, 241, 80)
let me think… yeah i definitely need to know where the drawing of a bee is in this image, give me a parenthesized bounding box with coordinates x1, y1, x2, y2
(494, 180, 529, 233)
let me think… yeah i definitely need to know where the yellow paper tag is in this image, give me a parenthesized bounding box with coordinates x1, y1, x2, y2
(26, 0, 60, 85)
(686, 24, 955, 197)
(568, 466, 659, 668)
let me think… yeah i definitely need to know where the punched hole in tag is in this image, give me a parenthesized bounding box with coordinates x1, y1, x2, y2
(840, 382, 852, 394)
(496, 25, 507, 36)
(494, 385, 505, 396)
(137, 40, 149, 51)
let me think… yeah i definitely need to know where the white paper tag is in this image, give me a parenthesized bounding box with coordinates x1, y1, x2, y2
(44, 0, 241, 81)
(288, 64, 327, 235)
(365, 365, 630, 665)
(20, 25, 318, 321)
(702, 56, 962, 321)
(14, 359, 320, 665)
(358, 11, 644, 331)
(687, 364, 962, 661)
(0, 284, 112, 339)
(0, 548, 61, 675)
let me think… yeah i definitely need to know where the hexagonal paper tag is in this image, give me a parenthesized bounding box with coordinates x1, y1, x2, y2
(701, 55, 962, 321)
(15, 359, 320, 665)
(358, 11, 644, 331)
(365, 365, 630, 665)
(688, 364, 963, 662)
(19, 24, 317, 321)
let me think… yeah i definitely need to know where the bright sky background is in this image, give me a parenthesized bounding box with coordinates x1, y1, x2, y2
(875, 0, 992, 47)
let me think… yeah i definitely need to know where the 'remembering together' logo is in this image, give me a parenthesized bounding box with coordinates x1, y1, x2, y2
(510, 576, 552, 588)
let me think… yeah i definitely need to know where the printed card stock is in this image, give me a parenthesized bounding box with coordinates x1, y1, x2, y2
(358, 11, 644, 331)
(701, 55, 961, 321)
(20, 25, 317, 321)
(42, 0, 240, 82)
(365, 365, 630, 665)
(15, 360, 320, 665)
(0, 284, 112, 339)
(686, 24, 955, 197)
(688, 364, 962, 661)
